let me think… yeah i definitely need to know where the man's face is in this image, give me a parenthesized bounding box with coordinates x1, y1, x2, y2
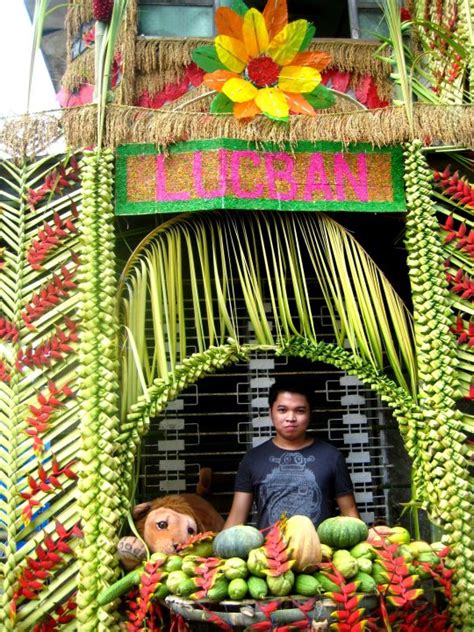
(270, 391, 311, 444)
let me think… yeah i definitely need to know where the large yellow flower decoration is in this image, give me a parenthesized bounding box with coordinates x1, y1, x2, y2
(192, 0, 335, 121)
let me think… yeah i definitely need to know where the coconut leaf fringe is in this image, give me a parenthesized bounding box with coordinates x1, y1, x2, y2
(61, 103, 474, 150)
(75, 149, 121, 629)
(404, 140, 474, 630)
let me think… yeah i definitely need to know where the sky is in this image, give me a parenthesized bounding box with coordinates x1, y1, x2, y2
(0, 0, 58, 117)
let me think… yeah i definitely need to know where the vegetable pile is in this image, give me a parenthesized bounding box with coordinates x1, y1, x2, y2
(99, 516, 453, 630)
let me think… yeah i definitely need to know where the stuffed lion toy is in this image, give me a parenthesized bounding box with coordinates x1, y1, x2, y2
(118, 492, 224, 570)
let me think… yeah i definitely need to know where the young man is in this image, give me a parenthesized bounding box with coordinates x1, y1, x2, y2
(224, 380, 359, 529)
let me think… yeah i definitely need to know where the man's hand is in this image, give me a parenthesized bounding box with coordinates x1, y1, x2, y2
(223, 491, 253, 529)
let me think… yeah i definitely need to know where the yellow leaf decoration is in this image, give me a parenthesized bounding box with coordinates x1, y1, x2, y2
(243, 8, 270, 57)
(267, 20, 309, 65)
(255, 87, 289, 118)
(278, 66, 321, 93)
(222, 77, 258, 103)
(215, 35, 249, 73)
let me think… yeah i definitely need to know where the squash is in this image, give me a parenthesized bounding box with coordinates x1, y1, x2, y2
(247, 546, 268, 577)
(228, 577, 248, 600)
(354, 571, 376, 593)
(284, 515, 322, 572)
(213, 525, 264, 559)
(224, 557, 249, 580)
(313, 571, 341, 593)
(248, 576, 268, 599)
(332, 549, 359, 579)
(317, 516, 368, 549)
(294, 573, 321, 597)
(266, 570, 294, 596)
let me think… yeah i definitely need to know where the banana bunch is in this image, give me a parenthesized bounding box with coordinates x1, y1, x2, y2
(403, 140, 474, 630)
(76, 148, 121, 631)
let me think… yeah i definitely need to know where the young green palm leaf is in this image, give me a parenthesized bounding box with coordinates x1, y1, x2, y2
(120, 212, 417, 416)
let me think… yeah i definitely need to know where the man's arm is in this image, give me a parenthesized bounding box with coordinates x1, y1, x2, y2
(336, 493, 360, 519)
(223, 491, 254, 529)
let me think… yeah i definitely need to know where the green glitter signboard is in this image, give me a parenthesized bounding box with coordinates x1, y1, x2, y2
(115, 140, 406, 215)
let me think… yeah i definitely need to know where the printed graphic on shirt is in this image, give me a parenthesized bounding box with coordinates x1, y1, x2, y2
(260, 451, 322, 525)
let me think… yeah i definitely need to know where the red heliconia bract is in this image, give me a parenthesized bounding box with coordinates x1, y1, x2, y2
(92, 0, 114, 22)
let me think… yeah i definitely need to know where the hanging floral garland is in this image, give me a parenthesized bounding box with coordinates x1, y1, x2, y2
(192, 0, 335, 121)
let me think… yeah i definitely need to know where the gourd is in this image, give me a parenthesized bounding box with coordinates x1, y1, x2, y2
(332, 550, 359, 578)
(349, 541, 375, 560)
(213, 525, 264, 559)
(313, 572, 341, 593)
(317, 516, 368, 549)
(284, 515, 322, 572)
(224, 557, 249, 580)
(228, 578, 248, 600)
(207, 578, 229, 601)
(356, 557, 373, 574)
(354, 571, 376, 593)
(248, 576, 268, 599)
(247, 547, 268, 577)
(294, 573, 321, 597)
(266, 570, 294, 596)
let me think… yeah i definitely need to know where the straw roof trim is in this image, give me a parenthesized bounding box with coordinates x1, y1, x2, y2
(60, 103, 474, 150)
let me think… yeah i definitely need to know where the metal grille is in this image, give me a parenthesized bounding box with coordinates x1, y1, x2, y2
(137, 293, 399, 525)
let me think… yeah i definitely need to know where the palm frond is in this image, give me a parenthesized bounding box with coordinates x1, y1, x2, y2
(0, 154, 82, 629)
(120, 212, 416, 418)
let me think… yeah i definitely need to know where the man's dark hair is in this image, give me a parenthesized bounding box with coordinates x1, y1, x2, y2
(268, 378, 315, 410)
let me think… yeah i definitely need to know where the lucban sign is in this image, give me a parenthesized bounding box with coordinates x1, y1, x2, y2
(115, 140, 405, 215)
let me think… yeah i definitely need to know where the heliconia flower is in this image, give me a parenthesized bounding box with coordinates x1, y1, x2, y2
(92, 0, 114, 23)
(192, 0, 334, 121)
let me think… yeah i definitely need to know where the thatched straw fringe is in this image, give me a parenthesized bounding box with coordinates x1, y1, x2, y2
(135, 37, 390, 79)
(66, 1, 94, 39)
(62, 49, 94, 90)
(0, 113, 63, 161)
(62, 1, 138, 102)
(61, 103, 474, 150)
(115, 0, 138, 106)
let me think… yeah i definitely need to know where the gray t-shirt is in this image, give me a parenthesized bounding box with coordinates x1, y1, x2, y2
(234, 439, 354, 530)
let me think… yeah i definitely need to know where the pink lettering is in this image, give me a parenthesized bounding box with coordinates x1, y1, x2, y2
(193, 150, 227, 198)
(265, 152, 297, 201)
(303, 153, 334, 201)
(155, 154, 191, 201)
(231, 151, 264, 198)
(334, 153, 369, 202)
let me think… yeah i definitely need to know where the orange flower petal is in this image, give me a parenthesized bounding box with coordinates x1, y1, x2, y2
(233, 100, 261, 119)
(291, 51, 332, 71)
(285, 92, 316, 116)
(204, 70, 240, 92)
(215, 7, 243, 39)
(263, 0, 288, 41)
(215, 35, 249, 73)
(243, 8, 269, 57)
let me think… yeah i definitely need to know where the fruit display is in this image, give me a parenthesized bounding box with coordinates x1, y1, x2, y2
(98, 515, 453, 632)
